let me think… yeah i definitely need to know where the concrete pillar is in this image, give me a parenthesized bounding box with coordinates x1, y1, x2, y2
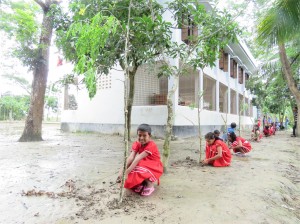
(216, 66, 220, 112)
(199, 69, 204, 109)
(236, 64, 239, 115)
(227, 54, 231, 114)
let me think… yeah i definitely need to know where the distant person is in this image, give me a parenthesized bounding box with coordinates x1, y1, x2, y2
(263, 125, 271, 137)
(117, 124, 163, 196)
(222, 122, 237, 142)
(228, 132, 252, 155)
(251, 124, 262, 142)
(285, 117, 289, 129)
(267, 116, 272, 125)
(257, 118, 261, 129)
(291, 106, 298, 137)
(263, 115, 267, 129)
(201, 132, 231, 167)
(270, 122, 276, 135)
(213, 130, 223, 141)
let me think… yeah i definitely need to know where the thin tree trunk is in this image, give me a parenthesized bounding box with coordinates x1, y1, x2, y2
(19, 7, 53, 142)
(162, 75, 179, 172)
(278, 43, 300, 136)
(197, 91, 204, 162)
(119, 0, 132, 204)
(127, 67, 138, 141)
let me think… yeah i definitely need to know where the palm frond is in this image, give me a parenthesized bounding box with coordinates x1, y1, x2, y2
(257, 0, 300, 46)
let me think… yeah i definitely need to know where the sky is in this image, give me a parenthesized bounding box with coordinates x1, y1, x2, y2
(0, 33, 69, 96)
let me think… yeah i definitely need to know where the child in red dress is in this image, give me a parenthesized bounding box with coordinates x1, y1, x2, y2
(201, 132, 231, 167)
(118, 124, 163, 196)
(251, 124, 262, 142)
(228, 132, 252, 154)
(263, 125, 271, 137)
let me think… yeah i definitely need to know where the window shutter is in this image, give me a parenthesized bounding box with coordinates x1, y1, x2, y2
(239, 67, 243, 84)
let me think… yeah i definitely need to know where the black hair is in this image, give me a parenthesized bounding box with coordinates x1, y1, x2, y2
(137, 123, 152, 135)
(228, 132, 237, 142)
(213, 130, 220, 135)
(230, 122, 237, 128)
(205, 132, 215, 140)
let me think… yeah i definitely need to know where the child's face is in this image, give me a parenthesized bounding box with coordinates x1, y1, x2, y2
(206, 138, 214, 145)
(137, 130, 151, 145)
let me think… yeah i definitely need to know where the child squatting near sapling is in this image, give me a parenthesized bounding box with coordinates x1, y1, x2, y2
(117, 124, 163, 196)
(201, 132, 231, 167)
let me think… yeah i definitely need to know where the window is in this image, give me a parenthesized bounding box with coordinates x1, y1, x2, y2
(219, 83, 228, 113)
(179, 70, 199, 106)
(203, 75, 216, 111)
(134, 61, 167, 106)
(238, 67, 244, 84)
(181, 15, 198, 44)
(230, 89, 237, 114)
(230, 59, 237, 78)
(238, 94, 244, 115)
(245, 73, 249, 81)
(219, 50, 229, 72)
(245, 97, 249, 116)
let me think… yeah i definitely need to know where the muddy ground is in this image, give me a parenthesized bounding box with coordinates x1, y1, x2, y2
(0, 122, 299, 224)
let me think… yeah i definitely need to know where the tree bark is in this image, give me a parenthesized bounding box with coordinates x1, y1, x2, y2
(126, 67, 138, 141)
(278, 42, 300, 136)
(19, 4, 53, 142)
(162, 75, 178, 172)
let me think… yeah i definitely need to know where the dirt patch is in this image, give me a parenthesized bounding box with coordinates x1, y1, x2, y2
(0, 122, 299, 223)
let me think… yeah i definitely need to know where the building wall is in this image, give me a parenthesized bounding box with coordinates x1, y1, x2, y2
(60, 1, 257, 138)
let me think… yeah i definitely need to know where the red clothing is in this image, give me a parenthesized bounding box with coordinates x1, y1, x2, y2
(270, 126, 275, 135)
(124, 141, 163, 189)
(232, 137, 252, 153)
(263, 127, 270, 136)
(205, 140, 231, 167)
(252, 130, 262, 141)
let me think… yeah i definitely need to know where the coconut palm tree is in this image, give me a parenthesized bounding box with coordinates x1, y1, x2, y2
(257, 0, 300, 136)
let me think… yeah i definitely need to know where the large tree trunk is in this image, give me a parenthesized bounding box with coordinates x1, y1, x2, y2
(19, 4, 53, 142)
(278, 43, 300, 136)
(162, 75, 179, 172)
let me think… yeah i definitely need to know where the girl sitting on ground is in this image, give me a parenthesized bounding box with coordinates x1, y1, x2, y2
(201, 132, 232, 167)
(228, 132, 252, 154)
(263, 125, 271, 137)
(251, 124, 262, 142)
(117, 124, 163, 196)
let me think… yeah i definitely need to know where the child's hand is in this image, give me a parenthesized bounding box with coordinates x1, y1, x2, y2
(116, 176, 121, 183)
(201, 159, 209, 165)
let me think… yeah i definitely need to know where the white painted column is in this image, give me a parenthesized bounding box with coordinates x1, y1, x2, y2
(236, 64, 239, 115)
(168, 27, 181, 115)
(199, 69, 204, 109)
(227, 54, 231, 114)
(216, 66, 220, 112)
(243, 69, 246, 116)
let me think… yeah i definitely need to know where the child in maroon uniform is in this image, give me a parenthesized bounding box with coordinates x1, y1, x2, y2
(228, 132, 252, 154)
(201, 132, 231, 167)
(117, 124, 163, 196)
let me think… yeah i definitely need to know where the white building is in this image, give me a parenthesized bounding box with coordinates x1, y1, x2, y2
(60, 1, 258, 138)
